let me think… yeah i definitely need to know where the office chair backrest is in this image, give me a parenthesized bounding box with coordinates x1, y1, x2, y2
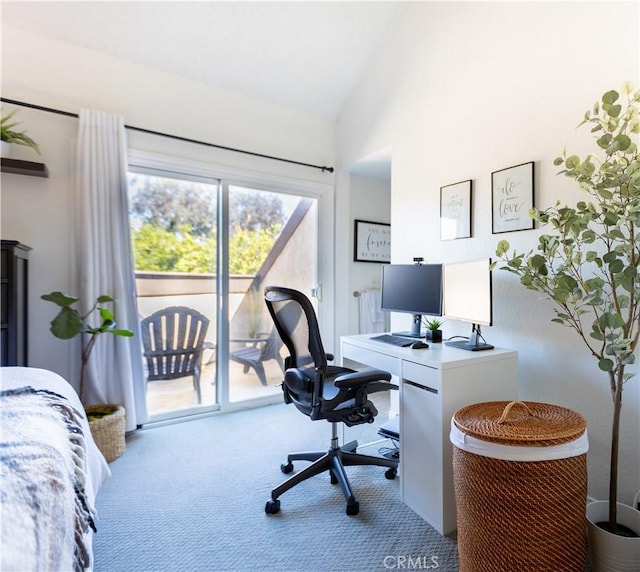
(264, 286, 326, 371)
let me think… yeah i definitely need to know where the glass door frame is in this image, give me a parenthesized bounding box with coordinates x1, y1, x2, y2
(128, 149, 335, 418)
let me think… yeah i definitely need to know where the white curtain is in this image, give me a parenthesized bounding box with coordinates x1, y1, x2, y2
(75, 109, 148, 430)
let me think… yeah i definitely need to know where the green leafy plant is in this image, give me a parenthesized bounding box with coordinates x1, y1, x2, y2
(41, 292, 134, 402)
(425, 318, 443, 331)
(494, 84, 640, 534)
(1, 109, 40, 154)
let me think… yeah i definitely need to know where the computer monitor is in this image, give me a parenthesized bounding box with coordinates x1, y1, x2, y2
(380, 263, 443, 338)
(443, 258, 494, 351)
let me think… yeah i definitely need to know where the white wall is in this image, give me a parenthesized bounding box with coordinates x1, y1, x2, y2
(347, 173, 391, 335)
(1, 26, 336, 384)
(337, 2, 640, 505)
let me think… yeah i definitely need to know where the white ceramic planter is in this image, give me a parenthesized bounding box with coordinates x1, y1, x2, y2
(586, 501, 640, 572)
(1, 141, 10, 157)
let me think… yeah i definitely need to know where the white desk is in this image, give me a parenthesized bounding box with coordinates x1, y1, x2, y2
(341, 334, 518, 535)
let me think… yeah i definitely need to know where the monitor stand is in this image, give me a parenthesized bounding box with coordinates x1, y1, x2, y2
(445, 324, 494, 351)
(392, 314, 423, 338)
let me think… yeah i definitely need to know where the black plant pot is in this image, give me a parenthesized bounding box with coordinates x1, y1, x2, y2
(425, 330, 442, 343)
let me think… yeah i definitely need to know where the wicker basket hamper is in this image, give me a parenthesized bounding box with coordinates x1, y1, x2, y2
(85, 404, 126, 462)
(450, 400, 588, 572)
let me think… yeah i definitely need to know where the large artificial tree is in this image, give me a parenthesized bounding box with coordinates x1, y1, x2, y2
(495, 84, 640, 533)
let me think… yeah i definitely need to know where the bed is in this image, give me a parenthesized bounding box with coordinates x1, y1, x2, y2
(0, 366, 111, 572)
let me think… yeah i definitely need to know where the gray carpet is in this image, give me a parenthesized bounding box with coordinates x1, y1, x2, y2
(93, 398, 459, 572)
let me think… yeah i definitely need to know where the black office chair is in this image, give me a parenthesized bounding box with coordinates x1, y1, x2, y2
(263, 286, 398, 516)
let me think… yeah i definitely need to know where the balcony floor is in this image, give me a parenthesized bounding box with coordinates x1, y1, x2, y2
(145, 359, 284, 417)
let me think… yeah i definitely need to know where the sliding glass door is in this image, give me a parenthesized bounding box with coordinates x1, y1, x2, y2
(224, 184, 317, 404)
(127, 169, 318, 421)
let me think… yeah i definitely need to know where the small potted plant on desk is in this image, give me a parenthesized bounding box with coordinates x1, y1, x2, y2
(425, 318, 443, 343)
(42, 291, 134, 462)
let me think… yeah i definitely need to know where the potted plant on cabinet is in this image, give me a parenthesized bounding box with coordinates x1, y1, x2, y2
(1, 109, 40, 156)
(494, 84, 640, 569)
(424, 318, 443, 343)
(41, 291, 134, 462)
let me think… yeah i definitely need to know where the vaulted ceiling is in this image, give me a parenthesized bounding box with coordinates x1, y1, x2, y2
(2, 1, 401, 121)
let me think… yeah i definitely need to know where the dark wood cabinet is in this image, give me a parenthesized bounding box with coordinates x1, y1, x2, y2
(1, 241, 31, 366)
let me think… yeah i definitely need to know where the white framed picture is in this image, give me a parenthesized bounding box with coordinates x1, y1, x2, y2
(440, 179, 472, 240)
(353, 219, 391, 263)
(492, 161, 535, 233)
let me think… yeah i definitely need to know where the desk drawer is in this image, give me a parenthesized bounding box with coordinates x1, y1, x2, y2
(342, 342, 401, 376)
(402, 360, 441, 393)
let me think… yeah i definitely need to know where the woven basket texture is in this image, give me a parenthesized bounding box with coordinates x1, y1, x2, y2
(452, 401, 587, 571)
(453, 400, 586, 446)
(86, 404, 126, 463)
(453, 448, 587, 571)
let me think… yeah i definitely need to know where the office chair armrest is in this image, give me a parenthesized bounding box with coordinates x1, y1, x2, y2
(334, 368, 391, 389)
(366, 380, 398, 394)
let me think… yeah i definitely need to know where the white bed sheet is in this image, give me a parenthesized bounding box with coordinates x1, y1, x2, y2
(0, 366, 111, 570)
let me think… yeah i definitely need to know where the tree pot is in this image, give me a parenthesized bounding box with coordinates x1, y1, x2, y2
(586, 500, 640, 572)
(85, 404, 126, 462)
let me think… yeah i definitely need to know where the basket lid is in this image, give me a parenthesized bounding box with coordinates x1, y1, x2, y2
(452, 400, 586, 446)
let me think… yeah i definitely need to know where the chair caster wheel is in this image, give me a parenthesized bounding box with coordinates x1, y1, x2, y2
(346, 501, 359, 516)
(265, 499, 281, 514)
(385, 468, 398, 480)
(281, 462, 294, 474)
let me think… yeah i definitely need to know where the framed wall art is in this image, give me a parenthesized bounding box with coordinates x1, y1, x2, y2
(440, 179, 472, 240)
(492, 161, 535, 233)
(353, 219, 391, 263)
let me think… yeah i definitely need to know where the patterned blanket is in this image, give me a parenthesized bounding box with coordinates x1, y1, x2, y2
(0, 386, 96, 572)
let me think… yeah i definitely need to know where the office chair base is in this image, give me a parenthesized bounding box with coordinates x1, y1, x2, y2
(266, 440, 398, 516)
(265, 499, 281, 514)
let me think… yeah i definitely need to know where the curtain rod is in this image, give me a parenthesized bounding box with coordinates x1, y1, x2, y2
(1, 97, 335, 173)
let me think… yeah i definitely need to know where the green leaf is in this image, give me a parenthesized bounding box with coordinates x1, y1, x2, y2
(495, 239, 510, 257)
(608, 259, 624, 274)
(566, 155, 580, 169)
(597, 133, 613, 149)
(97, 295, 115, 303)
(110, 329, 134, 337)
(50, 307, 83, 339)
(598, 358, 614, 371)
(606, 104, 622, 118)
(529, 254, 547, 272)
(41, 291, 79, 308)
(615, 134, 631, 151)
(98, 307, 115, 322)
(609, 313, 625, 328)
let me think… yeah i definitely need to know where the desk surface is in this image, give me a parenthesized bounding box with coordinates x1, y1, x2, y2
(341, 333, 517, 370)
